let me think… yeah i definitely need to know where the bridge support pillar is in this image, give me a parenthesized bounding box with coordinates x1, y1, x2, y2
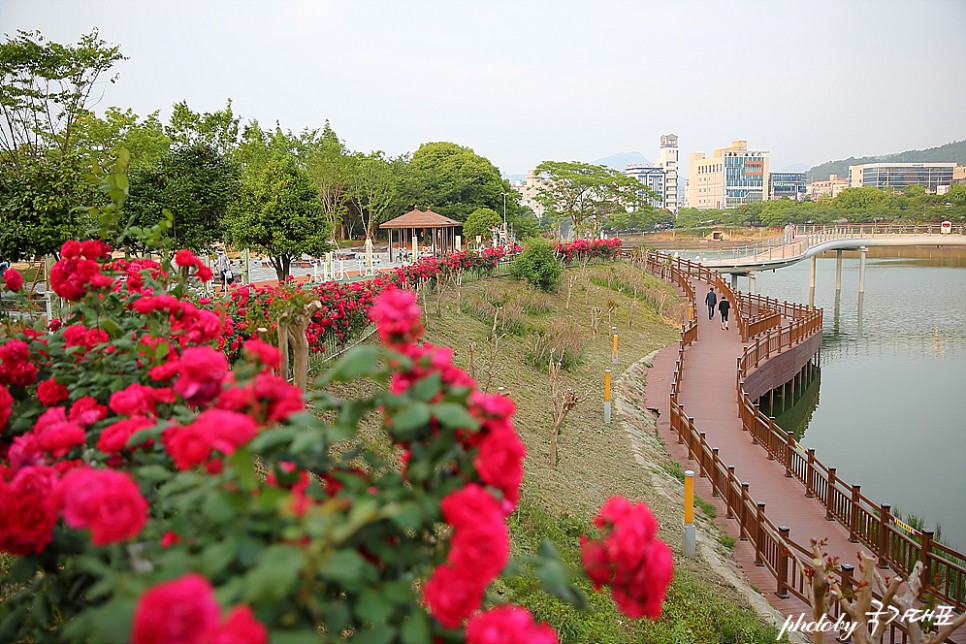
(808, 256, 816, 307)
(834, 250, 843, 291)
(748, 271, 757, 294)
(731, 273, 738, 291)
(858, 246, 868, 294)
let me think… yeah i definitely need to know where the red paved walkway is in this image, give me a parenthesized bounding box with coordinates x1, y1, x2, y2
(644, 276, 876, 623)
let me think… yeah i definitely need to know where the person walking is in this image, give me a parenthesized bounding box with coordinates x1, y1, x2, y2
(704, 287, 717, 320)
(718, 297, 731, 330)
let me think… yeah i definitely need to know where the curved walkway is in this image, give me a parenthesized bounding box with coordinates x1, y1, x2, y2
(644, 276, 871, 616)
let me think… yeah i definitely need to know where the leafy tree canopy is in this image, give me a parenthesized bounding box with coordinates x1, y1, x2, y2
(166, 99, 241, 155)
(534, 161, 647, 238)
(462, 208, 502, 241)
(126, 142, 240, 252)
(228, 153, 330, 280)
(72, 107, 172, 172)
(400, 142, 505, 222)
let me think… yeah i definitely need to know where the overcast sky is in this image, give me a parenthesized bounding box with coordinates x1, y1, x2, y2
(3, 0, 965, 178)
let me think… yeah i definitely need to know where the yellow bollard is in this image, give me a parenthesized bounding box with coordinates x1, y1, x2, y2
(611, 326, 618, 365)
(683, 469, 696, 556)
(603, 369, 612, 424)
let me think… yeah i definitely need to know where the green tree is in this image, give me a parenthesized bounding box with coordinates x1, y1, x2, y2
(510, 236, 562, 292)
(0, 29, 125, 166)
(288, 121, 352, 241)
(126, 142, 240, 251)
(228, 153, 330, 280)
(834, 187, 891, 214)
(72, 107, 171, 172)
(165, 99, 240, 155)
(345, 151, 400, 239)
(462, 207, 502, 242)
(400, 142, 506, 221)
(534, 161, 645, 238)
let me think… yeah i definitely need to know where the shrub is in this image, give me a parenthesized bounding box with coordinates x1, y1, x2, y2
(510, 238, 561, 292)
(525, 321, 584, 370)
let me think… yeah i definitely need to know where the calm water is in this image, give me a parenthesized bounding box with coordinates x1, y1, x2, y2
(674, 248, 966, 551)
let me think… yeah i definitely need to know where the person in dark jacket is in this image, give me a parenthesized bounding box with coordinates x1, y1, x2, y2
(718, 297, 731, 330)
(704, 287, 717, 320)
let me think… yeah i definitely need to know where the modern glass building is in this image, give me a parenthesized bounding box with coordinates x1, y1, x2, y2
(768, 172, 807, 200)
(687, 140, 769, 209)
(848, 163, 956, 192)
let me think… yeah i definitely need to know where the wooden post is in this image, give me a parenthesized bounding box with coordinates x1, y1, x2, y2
(711, 448, 720, 497)
(826, 468, 837, 521)
(849, 485, 861, 543)
(726, 467, 736, 519)
(920, 530, 934, 590)
(784, 430, 795, 478)
(698, 432, 707, 477)
(877, 504, 891, 568)
(755, 502, 766, 566)
(805, 449, 816, 498)
(776, 526, 790, 599)
(739, 483, 750, 540)
(765, 416, 776, 459)
(840, 563, 854, 594)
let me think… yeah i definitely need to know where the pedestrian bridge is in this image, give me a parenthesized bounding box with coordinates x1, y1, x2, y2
(702, 223, 966, 275)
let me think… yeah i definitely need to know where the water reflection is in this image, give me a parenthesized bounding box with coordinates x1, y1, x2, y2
(758, 364, 822, 441)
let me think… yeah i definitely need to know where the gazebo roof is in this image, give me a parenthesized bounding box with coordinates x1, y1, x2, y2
(380, 208, 461, 229)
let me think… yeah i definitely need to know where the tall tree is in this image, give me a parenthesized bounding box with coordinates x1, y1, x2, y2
(0, 29, 125, 168)
(346, 151, 401, 239)
(399, 142, 505, 221)
(228, 153, 330, 281)
(534, 161, 646, 238)
(303, 121, 353, 241)
(72, 106, 172, 172)
(126, 142, 239, 251)
(166, 99, 240, 156)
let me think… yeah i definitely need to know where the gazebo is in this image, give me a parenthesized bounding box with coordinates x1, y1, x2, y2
(379, 208, 463, 262)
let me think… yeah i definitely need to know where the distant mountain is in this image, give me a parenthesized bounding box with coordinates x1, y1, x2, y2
(808, 140, 966, 181)
(593, 151, 651, 171)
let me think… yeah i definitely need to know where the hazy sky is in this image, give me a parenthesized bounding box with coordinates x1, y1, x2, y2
(3, 0, 965, 178)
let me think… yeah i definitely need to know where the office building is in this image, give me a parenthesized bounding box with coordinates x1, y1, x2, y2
(807, 174, 849, 199)
(686, 140, 769, 209)
(624, 163, 666, 209)
(511, 170, 546, 218)
(768, 172, 807, 200)
(848, 162, 956, 193)
(658, 134, 679, 212)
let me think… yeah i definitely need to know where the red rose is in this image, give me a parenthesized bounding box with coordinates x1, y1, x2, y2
(69, 396, 108, 427)
(473, 425, 525, 512)
(440, 484, 503, 529)
(97, 416, 155, 453)
(33, 407, 85, 457)
(58, 467, 148, 545)
(0, 385, 12, 431)
(448, 521, 509, 583)
(369, 288, 424, 346)
(0, 465, 59, 555)
(3, 267, 23, 292)
(243, 339, 281, 370)
(465, 606, 559, 644)
(37, 378, 69, 406)
(204, 606, 268, 644)
(422, 564, 485, 628)
(132, 573, 220, 644)
(174, 346, 228, 407)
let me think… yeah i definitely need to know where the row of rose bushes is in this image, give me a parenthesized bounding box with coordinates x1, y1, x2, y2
(224, 239, 621, 358)
(0, 236, 668, 643)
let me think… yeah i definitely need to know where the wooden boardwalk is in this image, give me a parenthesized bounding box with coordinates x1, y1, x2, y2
(644, 273, 925, 635)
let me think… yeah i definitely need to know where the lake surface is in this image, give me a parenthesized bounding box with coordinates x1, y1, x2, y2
(672, 247, 966, 551)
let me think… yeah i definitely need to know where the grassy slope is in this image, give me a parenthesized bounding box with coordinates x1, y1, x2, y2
(410, 262, 783, 643)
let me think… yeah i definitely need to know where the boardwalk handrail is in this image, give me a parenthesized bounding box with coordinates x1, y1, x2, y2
(642, 251, 963, 639)
(711, 222, 966, 265)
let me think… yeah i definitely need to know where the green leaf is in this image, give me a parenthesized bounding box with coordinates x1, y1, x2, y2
(242, 544, 304, 603)
(400, 611, 431, 642)
(323, 600, 351, 635)
(408, 371, 442, 402)
(391, 402, 431, 433)
(351, 625, 396, 644)
(432, 402, 479, 430)
(319, 549, 370, 590)
(534, 539, 589, 609)
(249, 425, 299, 451)
(355, 588, 394, 624)
(200, 535, 239, 578)
(387, 501, 423, 531)
(320, 345, 379, 384)
(229, 447, 257, 492)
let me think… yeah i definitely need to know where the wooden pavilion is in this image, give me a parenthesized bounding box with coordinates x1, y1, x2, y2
(379, 208, 462, 262)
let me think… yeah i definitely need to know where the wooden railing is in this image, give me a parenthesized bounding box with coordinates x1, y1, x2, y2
(641, 251, 963, 640)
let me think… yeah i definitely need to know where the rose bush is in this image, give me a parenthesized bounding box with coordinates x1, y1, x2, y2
(555, 238, 623, 264)
(0, 230, 670, 642)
